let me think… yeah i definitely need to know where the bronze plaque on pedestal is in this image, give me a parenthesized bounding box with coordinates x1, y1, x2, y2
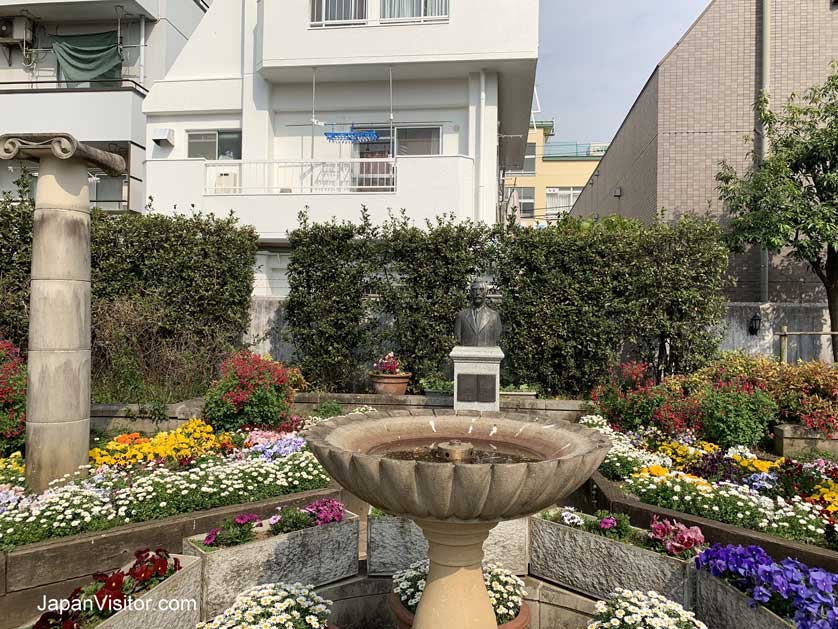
(457, 374, 496, 403)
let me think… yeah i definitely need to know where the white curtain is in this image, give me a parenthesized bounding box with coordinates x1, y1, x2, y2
(424, 0, 448, 17)
(382, 0, 421, 19)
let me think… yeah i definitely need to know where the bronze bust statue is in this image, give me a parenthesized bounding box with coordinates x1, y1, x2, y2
(454, 282, 502, 347)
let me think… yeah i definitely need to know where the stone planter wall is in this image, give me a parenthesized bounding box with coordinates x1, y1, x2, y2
(774, 423, 838, 457)
(529, 516, 693, 607)
(96, 555, 202, 629)
(693, 569, 793, 629)
(366, 515, 529, 576)
(585, 471, 838, 572)
(184, 511, 360, 619)
(0, 487, 339, 629)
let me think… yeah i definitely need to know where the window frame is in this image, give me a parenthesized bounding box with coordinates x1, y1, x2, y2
(379, 0, 450, 23)
(508, 186, 535, 218)
(352, 125, 443, 158)
(546, 186, 583, 216)
(187, 130, 242, 161)
(310, 0, 368, 27)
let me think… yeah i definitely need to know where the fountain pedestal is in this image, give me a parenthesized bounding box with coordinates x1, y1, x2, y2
(414, 520, 498, 629)
(450, 346, 504, 413)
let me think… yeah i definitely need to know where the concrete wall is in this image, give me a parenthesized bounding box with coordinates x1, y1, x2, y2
(572, 71, 659, 220)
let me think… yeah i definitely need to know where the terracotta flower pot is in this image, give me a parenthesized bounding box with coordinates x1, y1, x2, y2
(388, 593, 531, 629)
(369, 372, 411, 396)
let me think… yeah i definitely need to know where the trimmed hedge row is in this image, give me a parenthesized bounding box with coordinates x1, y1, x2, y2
(286, 212, 729, 396)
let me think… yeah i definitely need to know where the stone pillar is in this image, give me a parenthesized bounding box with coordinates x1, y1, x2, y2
(0, 134, 124, 492)
(451, 346, 504, 413)
(26, 156, 92, 491)
(414, 520, 498, 629)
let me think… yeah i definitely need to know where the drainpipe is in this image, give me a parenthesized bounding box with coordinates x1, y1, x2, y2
(758, 0, 771, 303)
(477, 69, 486, 222)
(139, 16, 146, 86)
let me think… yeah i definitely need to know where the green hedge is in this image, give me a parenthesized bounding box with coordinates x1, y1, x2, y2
(0, 173, 258, 401)
(287, 213, 729, 396)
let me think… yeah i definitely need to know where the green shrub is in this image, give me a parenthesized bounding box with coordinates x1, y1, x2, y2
(0, 174, 258, 404)
(583, 510, 633, 540)
(0, 340, 26, 455)
(698, 380, 778, 448)
(420, 372, 454, 395)
(203, 350, 296, 431)
(269, 506, 315, 535)
(311, 400, 344, 419)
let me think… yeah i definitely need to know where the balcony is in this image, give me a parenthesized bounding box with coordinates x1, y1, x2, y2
(0, 80, 147, 146)
(146, 155, 475, 238)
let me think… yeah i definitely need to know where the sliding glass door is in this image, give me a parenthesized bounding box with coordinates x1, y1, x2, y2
(381, 0, 449, 21)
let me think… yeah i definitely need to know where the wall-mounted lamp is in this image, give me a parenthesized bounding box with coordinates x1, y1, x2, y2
(748, 311, 762, 336)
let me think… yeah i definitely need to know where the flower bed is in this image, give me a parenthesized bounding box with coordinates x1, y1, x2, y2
(197, 582, 336, 629)
(184, 502, 359, 618)
(390, 561, 528, 628)
(588, 589, 707, 629)
(33, 549, 201, 629)
(366, 511, 529, 576)
(579, 415, 838, 551)
(530, 508, 699, 606)
(696, 544, 836, 629)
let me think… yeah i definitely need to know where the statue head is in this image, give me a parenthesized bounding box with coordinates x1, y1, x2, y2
(469, 281, 488, 308)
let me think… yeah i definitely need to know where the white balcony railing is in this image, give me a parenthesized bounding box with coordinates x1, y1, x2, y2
(204, 159, 397, 195)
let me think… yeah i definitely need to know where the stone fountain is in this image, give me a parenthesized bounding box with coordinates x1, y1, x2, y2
(305, 411, 610, 629)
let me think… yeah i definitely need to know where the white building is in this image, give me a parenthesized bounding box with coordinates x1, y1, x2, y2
(0, 0, 208, 210)
(142, 0, 539, 295)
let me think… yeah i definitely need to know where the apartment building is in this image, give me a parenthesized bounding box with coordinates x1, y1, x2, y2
(0, 0, 208, 211)
(142, 0, 539, 295)
(503, 120, 605, 226)
(571, 0, 838, 307)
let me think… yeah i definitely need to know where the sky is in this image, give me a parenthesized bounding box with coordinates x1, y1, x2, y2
(536, 0, 711, 143)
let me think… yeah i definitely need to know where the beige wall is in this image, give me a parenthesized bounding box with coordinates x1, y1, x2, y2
(572, 0, 838, 302)
(505, 127, 600, 225)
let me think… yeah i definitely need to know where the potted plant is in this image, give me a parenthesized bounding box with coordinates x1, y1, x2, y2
(184, 498, 359, 618)
(369, 352, 411, 395)
(388, 561, 530, 628)
(197, 582, 341, 629)
(33, 548, 200, 629)
(590, 588, 708, 629)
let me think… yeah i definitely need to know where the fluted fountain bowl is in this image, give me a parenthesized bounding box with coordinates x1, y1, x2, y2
(305, 410, 610, 523)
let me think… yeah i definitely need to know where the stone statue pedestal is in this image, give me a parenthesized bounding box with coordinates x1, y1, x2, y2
(450, 346, 504, 413)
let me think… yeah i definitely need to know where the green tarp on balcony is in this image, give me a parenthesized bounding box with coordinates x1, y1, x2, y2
(52, 31, 122, 83)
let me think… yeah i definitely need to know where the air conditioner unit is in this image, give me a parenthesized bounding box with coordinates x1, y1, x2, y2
(0, 17, 33, 45)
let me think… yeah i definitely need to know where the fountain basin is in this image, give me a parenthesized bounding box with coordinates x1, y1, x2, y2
(305, 411, 610, 523)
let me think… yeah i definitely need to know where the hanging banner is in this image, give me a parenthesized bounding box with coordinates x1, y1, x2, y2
(324, 130, 379, 144)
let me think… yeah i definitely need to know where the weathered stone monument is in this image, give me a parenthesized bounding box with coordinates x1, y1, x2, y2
(0, 134, 125, 492)
(451, 281, 503, 412)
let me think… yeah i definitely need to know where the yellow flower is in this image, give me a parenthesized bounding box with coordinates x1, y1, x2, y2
(641, 465, 670, 477)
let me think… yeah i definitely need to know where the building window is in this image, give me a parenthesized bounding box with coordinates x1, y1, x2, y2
(396, 127, 441, 155)
(311, 0, 367, 26)
(508, 186, 535, 218)
(513, 142, 536, 174)
(381, 0, 449, 21)
(546, 186, 583, 215)
(187, 131, 242, 160)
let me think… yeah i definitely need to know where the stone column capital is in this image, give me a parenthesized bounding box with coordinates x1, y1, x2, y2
(0, 133, 125, 176)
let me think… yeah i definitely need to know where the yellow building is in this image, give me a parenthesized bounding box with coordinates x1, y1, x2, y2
(503, 121, 606, 226)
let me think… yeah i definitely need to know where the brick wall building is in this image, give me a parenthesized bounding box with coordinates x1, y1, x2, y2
(573, 0, 838, 304)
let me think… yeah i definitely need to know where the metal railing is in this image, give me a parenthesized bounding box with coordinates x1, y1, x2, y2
(310, 0, 368, 26)
(0, 79, 148, 95)
(777, 326, 837, 363)
(380, 0, 449, 22)
(204, 159, 397, 195)
(543, 142, 610, 158)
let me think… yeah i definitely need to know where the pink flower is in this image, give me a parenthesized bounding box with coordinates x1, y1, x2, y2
(599, 516, 617, 530)
(234, 513, 261, 526)
(203, 528, 220, 546)
(649, 515, 704, 556)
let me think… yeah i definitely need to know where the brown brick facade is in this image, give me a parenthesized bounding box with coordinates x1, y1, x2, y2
(573, 0, 838, 302)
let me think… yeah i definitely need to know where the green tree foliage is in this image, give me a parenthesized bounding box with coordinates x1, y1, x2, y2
(0, 173, 258, 402)
(717, 64, 838, 360)
(287, 212, 728, 396)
